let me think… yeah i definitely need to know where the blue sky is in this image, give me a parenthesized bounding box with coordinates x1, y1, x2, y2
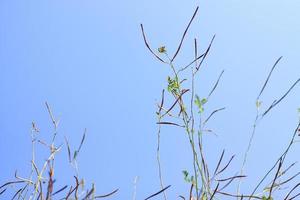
(1, 0, 300, 199)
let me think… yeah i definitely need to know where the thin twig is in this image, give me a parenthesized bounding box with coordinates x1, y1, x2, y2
(262, 78, 300, 117)
(140, 24, 166, 63)
(257, 57, 282, 101)
(195, 35, 216, 72)
(203, 107, 225, 125)
(171, 6, 199, 62)
(250, 121, 300, 199)
(95, 189, 119, 198)
(144, 185, 171, 200)
(268, 158, 283, 198)
(207, 70, 225, 100)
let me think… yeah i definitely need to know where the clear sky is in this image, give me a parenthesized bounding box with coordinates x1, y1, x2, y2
(1, 0, 300, 199)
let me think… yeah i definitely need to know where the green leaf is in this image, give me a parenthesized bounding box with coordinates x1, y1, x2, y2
(194, 95, 205, 113)
(182, 170, 194, 183)
(167, 76, 180, 93)
(182, 170, 189, 182)
(201, 98, 207, 105)
(199, 107, 204, 113)
(194, 95, 201, 107)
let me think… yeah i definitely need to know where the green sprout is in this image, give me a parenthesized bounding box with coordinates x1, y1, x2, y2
(195, 95, 207, 113)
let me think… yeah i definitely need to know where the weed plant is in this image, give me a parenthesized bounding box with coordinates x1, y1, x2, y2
(0, 102, 118, 200)
(141, 6, 300, 200)
(1, 5, 300, 200)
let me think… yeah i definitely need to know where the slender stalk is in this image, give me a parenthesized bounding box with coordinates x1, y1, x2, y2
(156, 115, 167, 200)
(237, 110, 260, 196)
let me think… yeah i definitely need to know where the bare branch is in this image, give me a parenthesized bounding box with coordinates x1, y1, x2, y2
(171, 6, 199, 62)
(257, 56, 282, 100)
(207, 70, 225, 99)
(144, 185, 171, 200)
(140, 24, 166, 63)
(94, 189, 119, 199)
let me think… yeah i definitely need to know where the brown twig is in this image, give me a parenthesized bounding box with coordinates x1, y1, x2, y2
(140, 24, 166, 63)
(95, 189, 119, 198)
(171, 6, 199, 62)
(144, 185, 171, 200)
